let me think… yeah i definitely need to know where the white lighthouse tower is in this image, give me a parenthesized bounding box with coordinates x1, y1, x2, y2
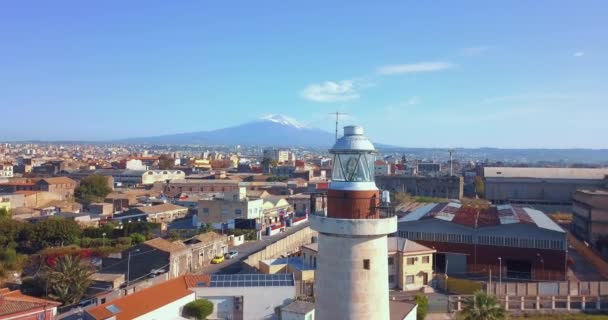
(310, 125, 397, 320)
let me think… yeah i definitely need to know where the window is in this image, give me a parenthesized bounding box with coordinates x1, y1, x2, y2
(202, 208, 209, 214)
(363, 259, 370, 270)
(406, 275, 415, 284)
(235, 209, 242, 215)
(406, 257, 415, 265)
(222, 208, 229, 215)
(388, 275, 395, 283)
(422, 256, 430, 264)
(388, 257, 394, 265)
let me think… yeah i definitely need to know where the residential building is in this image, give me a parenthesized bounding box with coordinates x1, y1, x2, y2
(281, 301, 315, 320)
(375, 160, 392, 176)
(0, 163, 13, 178)
(572, 188, 608, 250)
(417, 163, 441, 177)
(85, 274, 296, 320)
(89, 202, 114, 215)
(398, 202, 567, 280)
(263, 149, 291, 163)
(197, 192, 263, 230)
(388, 237, 436, 291)
(125, 159, 148, 171)
(35, 177, 77, 200)
(484, 167, 608, 212)
(159, 179, 241, 197)
(129, 203, 189, 223)
(376, 175, 464, 199)
(141, 169, 186, 185)
(101, 234, 228, 283)
(0, 192, 25, 208)
(0, 288, 61, 320)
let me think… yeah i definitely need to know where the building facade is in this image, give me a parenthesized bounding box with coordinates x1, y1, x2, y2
(398, 202, 567, 280)
(197, 193, 264, 230)
(572, 189, 608, 250)
(376, 175, 464, 199)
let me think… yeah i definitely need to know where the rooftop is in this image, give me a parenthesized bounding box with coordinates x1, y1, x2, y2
(85, 276, 192, 320)
(40, 177, 76, 185)
(144, 237, 187, 253)
(134, 203, 188, 214)
(0, 288, 61, 316)
(399, 202, 564, 232)
(388, 238, 436, 254)
(484, 167, 608, 180)
(282, 300, 315, 315)
(190, 273, 295, 288)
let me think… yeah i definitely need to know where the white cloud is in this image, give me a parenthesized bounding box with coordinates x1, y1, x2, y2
(385, 97, 421, 113)
(377, 61, 454, 75)
(573, 51, 585, 57)
(301, 80, 361, 102)
(460, 46, 491, 56)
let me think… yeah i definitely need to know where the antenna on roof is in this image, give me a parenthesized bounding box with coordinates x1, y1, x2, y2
(329, 111, 348, 141)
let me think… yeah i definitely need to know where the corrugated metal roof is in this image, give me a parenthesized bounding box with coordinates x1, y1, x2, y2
(524, 207, 565, 232)
(398, 203, 437, 222)
(484, 167, 608, 180)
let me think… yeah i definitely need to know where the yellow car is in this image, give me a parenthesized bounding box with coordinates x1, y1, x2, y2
(211, 255, 225, 264)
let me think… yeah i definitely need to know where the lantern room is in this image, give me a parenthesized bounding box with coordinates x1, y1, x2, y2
(328, 125, 380, 219)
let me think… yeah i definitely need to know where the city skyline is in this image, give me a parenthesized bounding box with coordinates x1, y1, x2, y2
(1, 1, 607, 148)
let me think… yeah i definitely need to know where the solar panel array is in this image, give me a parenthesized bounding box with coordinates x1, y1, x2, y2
(201, 273, 295, 288)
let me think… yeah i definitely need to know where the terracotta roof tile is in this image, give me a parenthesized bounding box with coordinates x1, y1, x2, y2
(144, 237, 187, 253)
(0, 289, 60, 316)
(86, 276, 192, 320)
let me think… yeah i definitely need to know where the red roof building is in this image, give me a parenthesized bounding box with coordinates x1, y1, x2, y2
(0, 288, 60, 320)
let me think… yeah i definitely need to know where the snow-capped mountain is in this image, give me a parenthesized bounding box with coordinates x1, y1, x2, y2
(119, 114, 336, 147)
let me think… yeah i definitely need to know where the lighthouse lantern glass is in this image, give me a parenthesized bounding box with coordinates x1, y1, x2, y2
(332, 152, 375, 182)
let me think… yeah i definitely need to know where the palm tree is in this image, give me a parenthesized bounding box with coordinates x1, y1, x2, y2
(43, 255, 94, 305)
(460, 291, 506, 320)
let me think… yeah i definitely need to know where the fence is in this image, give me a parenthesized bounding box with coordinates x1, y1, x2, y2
(244, 227, 318, 269)
(485, 280, 608, 297)
(449, 295, 608, 313)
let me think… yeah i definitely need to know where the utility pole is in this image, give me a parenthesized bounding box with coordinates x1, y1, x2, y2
(448, 149, 455, 176)
(329, 112, 348, 141)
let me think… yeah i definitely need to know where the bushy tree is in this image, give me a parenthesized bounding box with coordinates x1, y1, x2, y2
(183, 299, 214, 320)
(460, 291, 505, 320)
(415, 294, 429, 320)
(42, 255, 94, 304)
(28, 218, 82, 250)
(158, 154, 175, 170)
(75, 174, 112, 205)
(0, 207, 11, 219)
(129, 233, 146, 244)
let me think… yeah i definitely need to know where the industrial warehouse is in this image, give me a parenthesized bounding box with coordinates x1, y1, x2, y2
(398, 202, 567, 281)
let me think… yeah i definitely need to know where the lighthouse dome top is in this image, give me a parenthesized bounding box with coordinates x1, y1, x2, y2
(330, 125, 376, 154)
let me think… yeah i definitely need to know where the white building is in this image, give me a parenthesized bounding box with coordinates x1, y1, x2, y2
(125, 159, 148, 171)
(141, 170, 186, 185)
(374, 160, 392, 176)
(0, 163, 13, 178)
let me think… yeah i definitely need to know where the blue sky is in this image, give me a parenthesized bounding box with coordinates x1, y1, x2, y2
(1, 1, 607, 148)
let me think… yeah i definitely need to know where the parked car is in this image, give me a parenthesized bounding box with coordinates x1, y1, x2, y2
(224, 251, 239, 259)
(211, 255, 225, 264)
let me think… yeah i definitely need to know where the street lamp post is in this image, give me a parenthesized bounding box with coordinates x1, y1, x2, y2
(102, 232, 106, 248)
(498, 257, 502, 287)
(127, 249, 140, 286)
(537, 253, 545, 280)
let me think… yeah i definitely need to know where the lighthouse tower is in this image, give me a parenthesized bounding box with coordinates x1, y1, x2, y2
(310, 125, 397, 320)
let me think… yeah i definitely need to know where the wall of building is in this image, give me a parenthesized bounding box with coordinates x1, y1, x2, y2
(193, 286, 295, 320)
(485, 178, 607, 206)
(142, 170, 186, 185)
(134, 292, 195, 320)
(282, 310, 314, 320)
(376, 175, 463, 199)
(398, 252, 434, 291)
(198, 198, 263, 226)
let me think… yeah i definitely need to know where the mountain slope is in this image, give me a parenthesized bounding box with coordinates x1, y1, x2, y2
(119, 115, 337, 147)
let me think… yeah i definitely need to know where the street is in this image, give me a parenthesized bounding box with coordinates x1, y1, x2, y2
(199, 221, 311, 274)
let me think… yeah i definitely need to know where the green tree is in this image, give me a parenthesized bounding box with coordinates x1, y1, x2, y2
(474, 176, 485, 197)
(159, 154, 175, 170)
(42, 255, 94, 305)
(460, 291, 505, 320)
(0, 217, 29, 247)
(74, 174, 112, 205)
(0, 207, 11, 219)
(415, 294, 429, 320)
(183, 299, 214, 320)
(129, 233, 146, 245)
(28, 218, 82, 250)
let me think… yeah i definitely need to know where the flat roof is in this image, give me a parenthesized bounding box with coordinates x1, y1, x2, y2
(484, 167, 608, 180)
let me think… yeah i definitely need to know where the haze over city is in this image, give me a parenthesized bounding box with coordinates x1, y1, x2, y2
(1, 1, 607, 148)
